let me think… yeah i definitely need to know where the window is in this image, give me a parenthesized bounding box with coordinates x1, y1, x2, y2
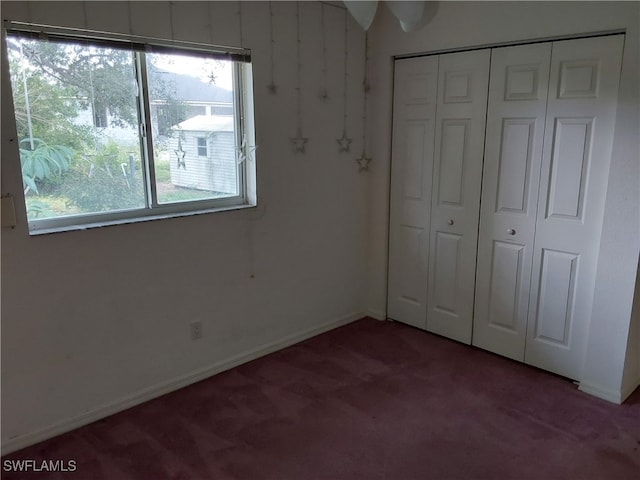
(197, 137, 208, 157)
(5, 22, 257, 234)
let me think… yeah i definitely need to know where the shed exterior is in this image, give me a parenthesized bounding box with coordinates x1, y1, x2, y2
(169, 115, 237, 194)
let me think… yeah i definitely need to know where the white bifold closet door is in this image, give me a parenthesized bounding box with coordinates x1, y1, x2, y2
(473, 43, 553, 361)
(388, 50, 489, 343)
(387, 56, 438, 330)
(525, 35, 624, 379)
(427, 50, 490, 344)
(474, 35, 624, 379)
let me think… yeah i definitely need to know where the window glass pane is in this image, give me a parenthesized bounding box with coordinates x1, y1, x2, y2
(146, 53, 239, 204)
(197, 137, 207, 156)
(7, 37, 145, 220)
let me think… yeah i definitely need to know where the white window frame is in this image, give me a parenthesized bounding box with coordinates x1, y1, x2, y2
(4, 21, 257, 235)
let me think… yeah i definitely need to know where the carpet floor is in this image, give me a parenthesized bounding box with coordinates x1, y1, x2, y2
(3, 318, 639, 479)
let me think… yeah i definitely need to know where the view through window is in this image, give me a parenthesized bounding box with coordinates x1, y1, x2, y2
(6, 30, 253, 232)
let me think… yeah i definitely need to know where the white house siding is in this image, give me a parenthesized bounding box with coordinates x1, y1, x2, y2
(74, 109, 140, 145)
(169, 131, 237, 194)
(210, 132, 237, 194)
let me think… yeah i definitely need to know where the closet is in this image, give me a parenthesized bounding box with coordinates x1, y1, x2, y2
(387, 34, 624, 380)
(388, 48, 489, 343)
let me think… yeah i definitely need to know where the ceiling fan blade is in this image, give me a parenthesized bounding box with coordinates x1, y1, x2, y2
(344, 1, 379, 31)
(386, 1, 435, 32)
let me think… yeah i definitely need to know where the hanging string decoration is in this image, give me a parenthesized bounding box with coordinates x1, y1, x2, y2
(234, 0, 258, 164)
(167, 1, 188, 169)
(337, 8, 352, 153)
(318, 3, 329, 102)
(206, 3, 218, 84)
(169, 1, 176, 45)
(127, 0, 133, 36)
(82, 0, 89, 31)
(238, 0, 244, 48)
(83, 0, 99, 156)
(267, 1, 278, 94)
(355, 32, 372, 172)
(208, 2, 215, 44)
(290, 1, 308, 154)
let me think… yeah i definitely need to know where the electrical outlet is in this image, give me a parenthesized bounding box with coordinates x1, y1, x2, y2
(190, 321, 203, 340)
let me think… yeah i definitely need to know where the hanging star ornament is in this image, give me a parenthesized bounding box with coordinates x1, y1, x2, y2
(267, 82, 278, 95)
(356, 150, 372, 172)
(290, 128, 308, 154)
(337, 131, 352, 153)
(174, 140, 186, 169)
(236, 135, 258, 165)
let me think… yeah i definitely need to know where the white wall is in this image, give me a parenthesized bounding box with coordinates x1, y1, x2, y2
(581, 13, 640, 401)
(366, 2, 640, 401)
(3, 0, 638, 455)
(1, 1, 367, 453)
(621, 261, 640, 399)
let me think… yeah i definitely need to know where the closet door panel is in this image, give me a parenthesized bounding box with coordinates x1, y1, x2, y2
(525, 35, 624, 379)
(545, 118, 592, 219)
(486, 241, 526, 332)
(388, 56, 438, 329)
(427, 49, 490, 344)
(495, 119, 537, 213)
(432, 231, 462, 314)
(533, 249, 579, 346)
(473, 43, 551, 360)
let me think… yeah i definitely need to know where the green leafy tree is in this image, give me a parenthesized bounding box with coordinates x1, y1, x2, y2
(19, 138, 72, 193)
(7, 37, 196, 217)
(8, 38, 94, 195)
(14, 39, 139, 128)
(61, 141, 144, 212)
(7, 37, 143, 209)
(8, 58, 93, 152)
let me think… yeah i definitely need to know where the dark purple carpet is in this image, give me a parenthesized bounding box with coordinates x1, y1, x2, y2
(3, 318, 639, 479)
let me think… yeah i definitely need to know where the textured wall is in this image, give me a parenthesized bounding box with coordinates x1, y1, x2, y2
(1, 1, 368, 451)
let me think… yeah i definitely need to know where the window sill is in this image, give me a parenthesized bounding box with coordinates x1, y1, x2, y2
(28, 202, 257, 236)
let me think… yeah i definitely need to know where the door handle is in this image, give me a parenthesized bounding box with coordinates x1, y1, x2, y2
(507, 228, 516, 235)
(447, 219, 454, 226)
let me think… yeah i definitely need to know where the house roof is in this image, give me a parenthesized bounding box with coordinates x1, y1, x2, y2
(171, 115, 235, 132)
(150, 68, 233, 104)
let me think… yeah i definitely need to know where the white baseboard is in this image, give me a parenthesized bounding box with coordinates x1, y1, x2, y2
(578, 381, 624, 404)
(2, 312, 363, 455)
(367, 309, 387, 321)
